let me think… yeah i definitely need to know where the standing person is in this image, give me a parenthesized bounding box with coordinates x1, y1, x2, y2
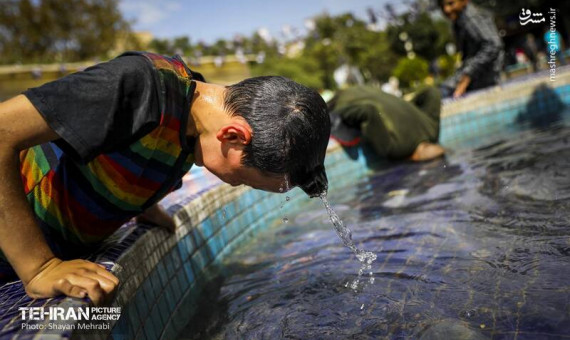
(439, 0, 503, 98)
(544, 28, 566, 65)
(329, 86, 445, 161)
(0, 51, 330, 304)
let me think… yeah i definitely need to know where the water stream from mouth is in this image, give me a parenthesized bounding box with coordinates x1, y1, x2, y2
(320, 191, 377, 290)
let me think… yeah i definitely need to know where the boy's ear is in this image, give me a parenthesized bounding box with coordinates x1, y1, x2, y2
(216, 121, 252, 145)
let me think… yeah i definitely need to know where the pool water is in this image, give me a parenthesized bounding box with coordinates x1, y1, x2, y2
(178, 119, 570, 339)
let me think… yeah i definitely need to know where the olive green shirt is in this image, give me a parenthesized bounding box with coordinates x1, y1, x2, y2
(330, 86, 441, 159)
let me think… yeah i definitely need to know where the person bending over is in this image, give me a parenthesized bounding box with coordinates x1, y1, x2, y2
(329, 85, 444, 161)
(0, 51, 330, 304)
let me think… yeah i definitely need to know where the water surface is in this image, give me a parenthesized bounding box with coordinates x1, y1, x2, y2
(179, 120, 570, 340)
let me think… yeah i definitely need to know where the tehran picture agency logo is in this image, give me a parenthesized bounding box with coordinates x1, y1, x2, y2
(19, 306, 121, 331)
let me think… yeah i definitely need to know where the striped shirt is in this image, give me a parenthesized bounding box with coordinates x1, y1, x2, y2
(17, 52, 196, 251)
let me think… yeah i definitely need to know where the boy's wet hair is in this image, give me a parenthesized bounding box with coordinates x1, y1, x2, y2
(224, 76, 330, 196)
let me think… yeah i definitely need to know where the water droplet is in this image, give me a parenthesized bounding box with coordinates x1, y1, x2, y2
(285, 196, 290, 201)
(360, 304, 365, 310)
(460, 309, 478, 319)
(282, 217, 289, 223)
(350, 280, 359, 290)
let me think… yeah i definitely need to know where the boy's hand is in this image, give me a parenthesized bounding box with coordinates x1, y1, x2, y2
(24, 258, 119, 306)
(453, 75, 471, 98)
(136, 203, 176, 233)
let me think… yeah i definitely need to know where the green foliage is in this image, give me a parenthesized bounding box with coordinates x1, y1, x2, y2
(250, 56, 324, 89)
(0, 0, 133, 64)
(392, 56, 429, 88)
(0, 0, 460, 90)
(386, 12, 452, 61)
(149, 36, 193, 55)
(302, 13, 399, 89)
(437, 54, 456, 79)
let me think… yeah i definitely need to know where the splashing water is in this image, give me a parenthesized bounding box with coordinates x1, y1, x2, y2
(320, 191, 377, 290)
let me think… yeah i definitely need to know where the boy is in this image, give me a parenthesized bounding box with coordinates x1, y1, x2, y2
(0, 51, 330, 305)
(439, 0, 503, 98)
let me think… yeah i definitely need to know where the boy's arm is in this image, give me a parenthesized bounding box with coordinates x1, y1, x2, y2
(0, 95, 118, 305)
(458, 10, 502, 87)
(136, 203, 176, 233)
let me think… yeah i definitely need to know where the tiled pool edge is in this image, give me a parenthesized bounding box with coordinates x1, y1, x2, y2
(0, 69, 568, 340)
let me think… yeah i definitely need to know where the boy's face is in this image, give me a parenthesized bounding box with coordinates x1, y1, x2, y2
(441, 0, 467, 21)
(193, 121, 289, 193)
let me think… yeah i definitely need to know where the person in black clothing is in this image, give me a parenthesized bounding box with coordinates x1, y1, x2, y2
(439, 0, 503, 98)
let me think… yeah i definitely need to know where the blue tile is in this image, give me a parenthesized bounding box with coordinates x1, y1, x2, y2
(190, 248, 207, 273)
(170, 275, 182, 302)
(206, 236, 221, 257)
(146, 314, 160, 340)
(177, 267, 189, 293)
(183, 234, 195, 257)
(177, 236, 191, 261)
(150, 270, 163, 296)
(142, 319, 155, 340)
(157, 262, 168, 287)
(135, 290, 149, 322)
(157, 293, 170, 325)
(164, 283, 176, 311)
(190, 227, 205, 248)
(142, 277, 155, 305)
(183, 262, 195, 284)
(201, 219, 215, 239)
(150, 304, 165, 334)
(164, 251, 175, 280)
(127, 302, 141, 333)
(170, 248, 182, 271)
(111, 315, 130, 340)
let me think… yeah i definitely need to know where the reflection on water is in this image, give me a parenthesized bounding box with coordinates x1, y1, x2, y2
(178, 120, 570, 340)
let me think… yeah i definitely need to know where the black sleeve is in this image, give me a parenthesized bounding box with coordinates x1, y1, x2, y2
(23, 55, 160, 162)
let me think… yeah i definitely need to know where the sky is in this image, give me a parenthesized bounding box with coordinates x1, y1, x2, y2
(119, 0, 409, 43)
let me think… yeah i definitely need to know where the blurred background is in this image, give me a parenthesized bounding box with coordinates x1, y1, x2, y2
(1, 0, 568, 100)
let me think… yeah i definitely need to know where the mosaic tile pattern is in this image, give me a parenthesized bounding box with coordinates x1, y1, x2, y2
(0, 69, 568, 340)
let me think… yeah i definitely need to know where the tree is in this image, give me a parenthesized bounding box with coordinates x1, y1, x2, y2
(0, 0, 134, 64)
(386, 11, 452, 61)
(303, 13, 399, 89)
(251, 56, 324, 89)
(392, 56, 429, 88)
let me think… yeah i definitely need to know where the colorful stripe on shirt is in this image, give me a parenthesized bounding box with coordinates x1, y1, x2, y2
(18, 52, 196, 248)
